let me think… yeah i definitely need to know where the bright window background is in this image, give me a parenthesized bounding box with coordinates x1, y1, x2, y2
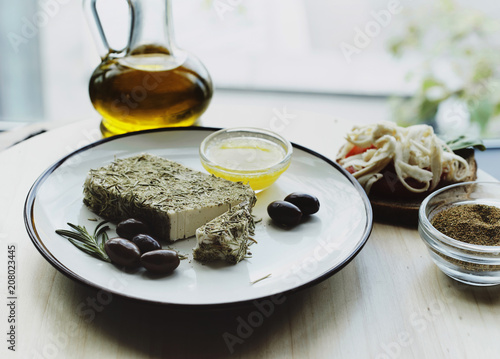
(1, 0, 500, 139)
(174, 0, 415, 95)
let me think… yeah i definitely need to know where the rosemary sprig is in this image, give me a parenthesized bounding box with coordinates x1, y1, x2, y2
(251, 273, 272, 285)
(55, 221, 111, 262)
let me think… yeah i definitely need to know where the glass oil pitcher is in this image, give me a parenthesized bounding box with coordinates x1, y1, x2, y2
(84, 0, 213, 137)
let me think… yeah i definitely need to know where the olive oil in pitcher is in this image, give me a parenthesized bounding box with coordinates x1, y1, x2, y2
(84, 0, 213, 137)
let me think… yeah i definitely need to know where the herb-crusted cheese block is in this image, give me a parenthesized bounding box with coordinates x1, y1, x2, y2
(194, 203, 255, 264)
(83, 154, 256, 242)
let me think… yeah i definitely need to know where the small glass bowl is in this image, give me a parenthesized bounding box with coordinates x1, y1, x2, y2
(199, 127, 293, 192)
(418, 182, 500, 286)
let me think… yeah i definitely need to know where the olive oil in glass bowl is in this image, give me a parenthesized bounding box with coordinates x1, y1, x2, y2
(199, 128, 293, 192)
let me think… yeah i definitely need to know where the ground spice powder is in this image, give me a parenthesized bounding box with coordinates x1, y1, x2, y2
(431, 204, 500, 246)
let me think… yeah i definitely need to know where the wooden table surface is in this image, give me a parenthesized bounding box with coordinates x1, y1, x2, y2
(1, 105, 500, 359)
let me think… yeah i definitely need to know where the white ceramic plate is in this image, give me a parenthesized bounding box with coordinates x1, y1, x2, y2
(24, 127, 372, 307)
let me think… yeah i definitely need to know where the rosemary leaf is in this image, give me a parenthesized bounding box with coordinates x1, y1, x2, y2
(67, 222, 90, 237)
(66, 239, 100, 255)
(56, 222, 111, 262)
(94, 221, 110, 238)
(55, 230, 91, 243)
(251, 273, 272, 285)
(100, 231, 109, 253)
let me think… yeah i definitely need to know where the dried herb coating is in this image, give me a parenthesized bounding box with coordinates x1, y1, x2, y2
(83, 154, 256, 242)
(194, 203, 255, 264)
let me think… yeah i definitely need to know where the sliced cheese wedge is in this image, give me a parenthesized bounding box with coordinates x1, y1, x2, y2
(83, 154, 256, 242)
(194, 203, 255, 264)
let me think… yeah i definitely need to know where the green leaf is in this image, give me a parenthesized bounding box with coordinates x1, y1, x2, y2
(418, 98, 441, 123)
(493, 102, 500, 117)
(422, 77, 444, 92)
(469, 99, 494, 134)
(444, 135, 486, 151)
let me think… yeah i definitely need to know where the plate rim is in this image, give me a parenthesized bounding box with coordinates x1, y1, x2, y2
(24, 126, 373, 309)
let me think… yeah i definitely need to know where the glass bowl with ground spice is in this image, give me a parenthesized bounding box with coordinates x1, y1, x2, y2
(419, 182, 500, 286)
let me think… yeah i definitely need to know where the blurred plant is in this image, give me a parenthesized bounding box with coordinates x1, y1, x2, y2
(202, 0, 247, 18)
(388, 0, 500, 136)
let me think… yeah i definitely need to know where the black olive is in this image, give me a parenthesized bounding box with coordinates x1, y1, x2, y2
(284, 192, 320, 215)
(104, 238, 141, 268)
(116, 218, 150, 240)
(267, 201, 303, 226)
(132, 234, 161, 254)
(141, 250, 180, 274)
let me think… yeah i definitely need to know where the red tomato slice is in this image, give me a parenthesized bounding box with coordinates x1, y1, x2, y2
(345, 144, 376, 158)
(346, 166, 356, 174)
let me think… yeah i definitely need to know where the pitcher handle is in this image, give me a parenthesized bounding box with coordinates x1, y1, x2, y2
(83, 0, 134, 59)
